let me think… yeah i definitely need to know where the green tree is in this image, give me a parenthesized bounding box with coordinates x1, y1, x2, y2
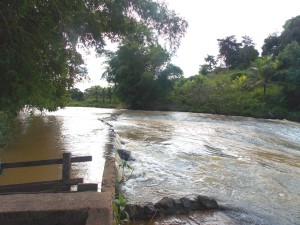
(217, 35, 258, 69)
(262, 33, 281, 57)
(157, 64, 183, 106)
(101, 88, 106, 103)
(262, 15, 300, 58)
(106, 87, 113, 104)
(204, 55, 218, 72)
(217, 35, 242, 69)
(84, 86, 103, 102)
(0, 0, 187, 115)
(69, 88, 84, 101)
(281, 16, 300, 47)
(276, 41, 300, 108)
(103, 40, 179, 109)
(238, 36, 259, 69)
(249, 57, 276, 96)
(199, 64, 209, 75)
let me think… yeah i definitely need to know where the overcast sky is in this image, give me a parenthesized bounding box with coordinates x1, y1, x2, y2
(76, 0, 300, 90)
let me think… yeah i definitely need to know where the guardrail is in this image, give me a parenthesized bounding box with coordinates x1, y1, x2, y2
(0, 152, 97, 194)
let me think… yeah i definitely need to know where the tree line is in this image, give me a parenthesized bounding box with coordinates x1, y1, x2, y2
(0, 0, 299, 122)
(69, 86, 115, 108)
(70, 15, 300, 121)
(194, 15, 300, 120)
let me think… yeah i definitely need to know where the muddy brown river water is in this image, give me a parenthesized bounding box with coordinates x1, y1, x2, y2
(1, 107, 300, 224)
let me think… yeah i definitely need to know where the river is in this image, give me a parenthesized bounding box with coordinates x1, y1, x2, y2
(1, 107, 300, 224)
(0, 107, 114, 187)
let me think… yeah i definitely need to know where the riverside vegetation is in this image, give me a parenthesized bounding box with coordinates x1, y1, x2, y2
(68, 15, 300, 122)
(1, 2, 299, 145)
(0, 0, 187, 146)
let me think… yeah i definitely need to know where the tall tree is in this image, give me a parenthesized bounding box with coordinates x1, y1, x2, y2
(281, 15, 300, 47)
(217, 36, 242, 69)
(238, 36, 259, 69)
(157, 64, 183, 106)
(217, 35, 258, 69)
(262, 33, 281, 57)
(84, 86, 103, 102)
(0, 0, 187, 115)
(276, 41, 300, 108)
(204, 55, 217, 72)
(103, 41, 171, 108)
(69, 88, 84, 101)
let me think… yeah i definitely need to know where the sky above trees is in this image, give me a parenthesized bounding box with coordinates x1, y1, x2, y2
(76, 0, 300, 90)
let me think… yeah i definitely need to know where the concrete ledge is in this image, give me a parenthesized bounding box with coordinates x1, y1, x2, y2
(0, 192, 113, 225)
(101, 156, 116, 195)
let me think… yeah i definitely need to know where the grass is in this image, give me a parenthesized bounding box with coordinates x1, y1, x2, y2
(67, 99, 121, 109)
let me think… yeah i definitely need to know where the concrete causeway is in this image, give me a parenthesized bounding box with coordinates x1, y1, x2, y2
(0, 192, 113, 225)
(0, 156, 117, 225)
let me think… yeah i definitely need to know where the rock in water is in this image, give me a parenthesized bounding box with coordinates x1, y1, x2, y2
(125, 202, 156, 220)
(180, 196, 199, 211)
(117, 149, 135, 161)
(155, 197, 177, 215)
(197, 195, 218, 210)
(127, 195, 218, 220)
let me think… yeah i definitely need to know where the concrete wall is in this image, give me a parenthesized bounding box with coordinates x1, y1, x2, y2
(0, 192, 113, 225)
(101, 156, 116, 195)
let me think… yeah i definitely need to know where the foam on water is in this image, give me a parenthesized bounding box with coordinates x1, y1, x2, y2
(110, 110, 300, 225)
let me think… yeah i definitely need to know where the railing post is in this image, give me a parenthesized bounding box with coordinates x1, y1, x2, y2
(62, 152, 71, 184)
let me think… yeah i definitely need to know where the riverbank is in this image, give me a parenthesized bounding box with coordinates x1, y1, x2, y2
(67, 100, 300, 123)
(164, 104, 300, 122)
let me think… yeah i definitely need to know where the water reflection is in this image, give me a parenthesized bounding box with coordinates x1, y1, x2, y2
(0, 116, 64, 184)
(0, 107, 114, 190)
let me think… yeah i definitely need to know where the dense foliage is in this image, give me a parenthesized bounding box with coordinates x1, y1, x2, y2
(262, 16, 300, 57)
(3, 1, 298, 121)
(177, 16, 300, 121)
(217, 35, 259, 69)
(0, 0, 187, 115)
(102, 40, 183, 109)
(93, 15, 300, 121)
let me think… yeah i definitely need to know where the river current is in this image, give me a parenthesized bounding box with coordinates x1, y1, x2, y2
(108, 110, 300, 225)
(1, 107, 300, 224)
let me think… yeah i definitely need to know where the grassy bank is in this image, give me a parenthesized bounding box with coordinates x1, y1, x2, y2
(67, 97, 300, 122)
(66, 99, 123, 109)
